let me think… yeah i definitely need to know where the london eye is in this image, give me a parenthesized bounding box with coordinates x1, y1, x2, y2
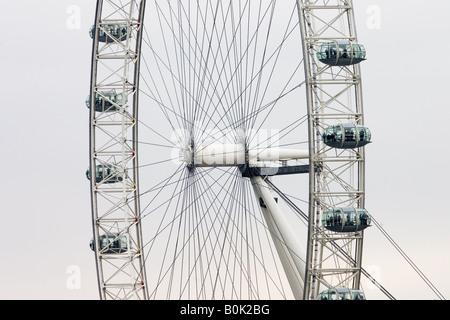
(87, 0, 373, 300)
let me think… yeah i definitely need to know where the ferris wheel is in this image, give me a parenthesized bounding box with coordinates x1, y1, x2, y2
(87, 0, 372, 300)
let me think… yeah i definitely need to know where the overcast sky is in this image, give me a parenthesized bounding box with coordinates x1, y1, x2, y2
(0, 0, 449, 300)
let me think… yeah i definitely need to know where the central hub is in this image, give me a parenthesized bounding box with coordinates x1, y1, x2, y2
(181, 144, 246, 168)
(180, 143, 309, 169)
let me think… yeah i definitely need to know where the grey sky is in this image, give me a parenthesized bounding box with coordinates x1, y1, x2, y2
(0, 0, 448, 300)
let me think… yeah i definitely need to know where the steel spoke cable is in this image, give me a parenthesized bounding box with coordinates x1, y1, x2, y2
(139, 166, 214, 222)
(163, 168, 239, 299)
(248, 104, 307, 153)
(156, 0, 191, 131)
(189, 80, 307, 163)
(148, 169, 189, 299)
(223, 0, 247, 130)
(193, 1, 282, 140)
(213, 0, 272, 133)
(243, 0, 270, 131)
(139, 39, 205, 138)
(266, 179, 397, 300)
(191, 0, 235, 137)
(194, 168, 289, 299)
(230, 81, 307, 140)
(175, 1, 190, 132)
(141, 19, 185, 133)
(242, 176, 289, 299)
(192, 31, 246, 139)
(165, 170, 190, 299)
(247, 3, 300, 131)
(135, 69, 306, 298)
(192, 169, 243, 299)
(225, 67, 306, 149)
(194, 169, 254, 299)
(196, 0, 238, 130)
(145, 2, 230, 135)
(246, 0, 276, 131)
(248, 59, 304, 148)
(94, 162, 186, 229)
(178, 170, 226, 299)
(145, 167, 237, 297)
(139, 168, 215, 281)
(207, 168, 302, 297)
(200, 0, 262, 132)
(370, 216, 446, 300)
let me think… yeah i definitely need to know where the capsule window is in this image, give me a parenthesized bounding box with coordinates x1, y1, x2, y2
(323, 124, 371, 149)
(317, 288, 366, 300)
(357, 126, 371, 144)
(317, 41, 366, 66)
(86, 164, 125, 184)
(322, 207, 371, 233)
(90, 24, 130, 43)
(86, 91, 123, 112)
(344, 126, 357, 142)
(91, 233, 128, 254)
(323, 126, 342, 146)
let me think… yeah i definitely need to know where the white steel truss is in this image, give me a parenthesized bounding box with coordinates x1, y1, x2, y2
(89, 0, 148, 300)
(297, 0, 368, 300)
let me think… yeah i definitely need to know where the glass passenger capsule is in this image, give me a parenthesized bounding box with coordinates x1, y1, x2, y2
(323, 124, 371, 149)
(317, 288, 366, 300)
(317, 40, 366, 66)
(85, 91, 123, 112)
(322, 207, 371, 233)
(86, 164, 125, 184)
(89, 233, 128, 254)
(89, 24, 130, 43)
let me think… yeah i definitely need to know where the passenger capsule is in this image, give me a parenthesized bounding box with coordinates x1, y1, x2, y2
(322, 207, 371, 233)
(317, 288, 366, 300)
(89, 24, 130, 43)
(317, 40, 366, 66)
(85, 91, 123, 112)
(86, 164, 125, 184)
(90, 233, 128, 254)
(323, 124, 371, 149)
